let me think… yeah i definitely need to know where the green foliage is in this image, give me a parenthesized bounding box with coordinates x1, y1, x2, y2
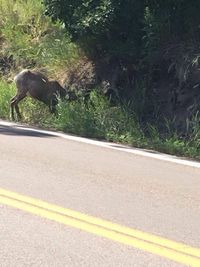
(0, 80, 15, 118)
(146, 0, 200, 41)
(147, 123, 200, 160)
(0, 84, 144, 146)
(44, 0, 145, 60)
(143, 0, 200, 67)
(44, 0, 200, 62)
(0, 79, 199, 159)
(0, 0, 199, 160)
(0, 0, 79, 72)
(54, 90, 144, 145)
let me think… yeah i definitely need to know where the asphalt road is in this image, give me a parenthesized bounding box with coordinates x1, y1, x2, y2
(0, 121, 200, 267)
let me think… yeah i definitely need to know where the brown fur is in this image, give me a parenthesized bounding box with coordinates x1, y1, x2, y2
(11, 69, 66, 119)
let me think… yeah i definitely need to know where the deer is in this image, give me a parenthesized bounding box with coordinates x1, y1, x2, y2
(10, 69, 67, 120)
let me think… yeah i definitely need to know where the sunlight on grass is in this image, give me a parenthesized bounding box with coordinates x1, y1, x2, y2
(0, 0, 199, 160)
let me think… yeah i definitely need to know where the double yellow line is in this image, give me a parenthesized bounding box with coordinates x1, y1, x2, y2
(1, 188, 200, 266)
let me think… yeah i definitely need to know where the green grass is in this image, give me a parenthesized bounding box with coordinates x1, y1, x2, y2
(0, 0, 79, 75)
(0, 81, 145, 146)
(0, 80, 15, 119)
(147, 124, 200, 160)
(54, 91, 144, 145)
(0, 80, 199, 160)
(0, 0, 199, 160)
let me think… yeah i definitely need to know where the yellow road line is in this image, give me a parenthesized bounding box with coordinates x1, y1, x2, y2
(0, 188, 200, 267)
(1, 188, 199, 258)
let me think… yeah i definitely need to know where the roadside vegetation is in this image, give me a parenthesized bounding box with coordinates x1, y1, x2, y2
(0, 0, 199, 160)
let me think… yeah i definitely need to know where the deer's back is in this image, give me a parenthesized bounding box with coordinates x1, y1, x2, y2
(14, 70, 50, 101)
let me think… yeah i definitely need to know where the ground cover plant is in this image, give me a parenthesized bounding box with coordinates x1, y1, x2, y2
(0, 0, 199, 160)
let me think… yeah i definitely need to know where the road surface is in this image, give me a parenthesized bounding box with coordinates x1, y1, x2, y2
(0, 121, 200, 267)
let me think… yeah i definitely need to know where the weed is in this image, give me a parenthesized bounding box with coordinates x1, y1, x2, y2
(0, 0, 199, 160)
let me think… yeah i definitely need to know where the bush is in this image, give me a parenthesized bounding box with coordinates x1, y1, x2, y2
(0, 0, 79, 73)
(54, 90, 144, 144)
(44, 0, 145, 61)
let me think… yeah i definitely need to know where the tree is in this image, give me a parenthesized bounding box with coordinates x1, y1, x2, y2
(44, 0, 145, 60)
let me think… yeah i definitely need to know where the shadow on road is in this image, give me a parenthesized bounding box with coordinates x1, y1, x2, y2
(0, 125, 56, 138)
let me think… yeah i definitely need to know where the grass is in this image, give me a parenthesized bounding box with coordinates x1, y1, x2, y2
(0, 0, 199, 160)
(0, 80, 199, 160)
(0, 0, 79, 76)
(0, 80, 15, 119)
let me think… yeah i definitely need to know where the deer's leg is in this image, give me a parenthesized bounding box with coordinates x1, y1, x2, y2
(49, 94, 58, 114)
(10, 95, 18, 120)
(10, 93, 27, 120)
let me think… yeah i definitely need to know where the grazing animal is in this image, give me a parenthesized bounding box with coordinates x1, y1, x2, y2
(11, 69, 66, 120)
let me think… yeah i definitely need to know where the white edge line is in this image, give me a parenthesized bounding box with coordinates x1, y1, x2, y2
(1, 120, 200, 169)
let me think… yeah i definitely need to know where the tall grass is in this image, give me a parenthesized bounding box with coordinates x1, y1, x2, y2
(0, 80, 15, 118)
(0, 0, 199, 160)
(0, 79, 199, 160)
(54, 91, 144, 144)
(0, 81, 145, 146)
(147, 123, 200, 160)
(0, 0, 79, 74)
